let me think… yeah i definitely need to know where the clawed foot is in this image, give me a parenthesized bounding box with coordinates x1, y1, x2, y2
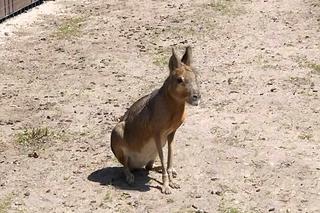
(161, 185, 171, 194)
(168, 167, 177, 178)
(169, 181, 180, 189)
(171, 168, 177, 178)
(124, 169, 134, 185)
(125, 172, 134, 185)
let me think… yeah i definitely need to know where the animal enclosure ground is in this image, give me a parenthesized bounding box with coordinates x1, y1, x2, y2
(0, 0, 319, 212)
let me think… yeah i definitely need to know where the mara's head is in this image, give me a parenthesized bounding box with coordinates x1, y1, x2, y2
(166, 46, 201, 106)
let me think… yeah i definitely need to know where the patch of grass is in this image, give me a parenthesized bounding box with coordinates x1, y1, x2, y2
(55, 17, 85, 39)
(153, 51, 168, 67)
(261, 64, 278, 70)
(308, 63, 320, 75)
(218, 197, 242, 213)
(0, 194, 13, 213)
(167, 24, 197, 36)
(15, 127, 50, 146)
(224, 207, 241, 213)
(208, 0, 229, 11)
(252, 53, 271, 67)
(206, 0, 246, 16)
(298, 132, 313, 141)
(284, 76, 311, 91)
(250, 51, 281, 69)
(292, 56, 320, 75)
(288, 77, 310, 86)
(117, 206, 133, 213)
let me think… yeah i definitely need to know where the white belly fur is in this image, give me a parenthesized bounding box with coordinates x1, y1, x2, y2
(125, 137, 166, 169)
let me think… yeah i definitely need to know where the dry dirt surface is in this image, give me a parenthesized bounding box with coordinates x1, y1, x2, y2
(0, 0, 320, 212)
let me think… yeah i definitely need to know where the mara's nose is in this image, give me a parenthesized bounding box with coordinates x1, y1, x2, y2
(192, 93, 201, 102)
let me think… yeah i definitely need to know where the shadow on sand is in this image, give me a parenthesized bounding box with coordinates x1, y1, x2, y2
(88, 166, 161, 192)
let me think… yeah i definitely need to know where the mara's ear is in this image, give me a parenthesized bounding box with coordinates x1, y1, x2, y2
(181, 46, 192, 66)
(169, 48, 181, 73)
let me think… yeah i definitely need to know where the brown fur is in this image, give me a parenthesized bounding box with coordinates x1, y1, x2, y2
(110, 46, 200, 194)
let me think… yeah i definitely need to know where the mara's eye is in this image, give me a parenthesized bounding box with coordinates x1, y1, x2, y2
(177, 77, 184, 84)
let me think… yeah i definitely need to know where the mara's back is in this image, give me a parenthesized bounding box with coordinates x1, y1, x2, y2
(122, 89, 160, 147)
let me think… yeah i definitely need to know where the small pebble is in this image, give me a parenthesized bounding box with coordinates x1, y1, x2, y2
(215, 191, 222, 196)
(28, 152, 39, 158)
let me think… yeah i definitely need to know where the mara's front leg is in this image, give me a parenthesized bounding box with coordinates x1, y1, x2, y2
(167, 131, 180, 189)
(155, 134, 171, 194)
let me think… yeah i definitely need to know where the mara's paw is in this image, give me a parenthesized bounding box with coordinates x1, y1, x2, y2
(125, 172, 135, 185)
(172, 169, 177, 178)
(161, 185, 171, 194)
(169, 181, 180, 189)
(168, 168, 178, 178)
(145, 161, 154, 171)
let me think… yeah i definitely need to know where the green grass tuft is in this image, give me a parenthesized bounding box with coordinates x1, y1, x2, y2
(206, 0, 246, 16)
(0, 194, 13, 213)
(224, 207, 241, 213)
(15, 127, 50, 146)
(308, 63, 320, 75)
(153, 52, 168, 67)
(298, 132, 313, 141)
(55, 17, 85, 39)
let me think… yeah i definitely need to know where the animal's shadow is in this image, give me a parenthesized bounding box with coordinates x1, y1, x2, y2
(88, 166, 161, 192)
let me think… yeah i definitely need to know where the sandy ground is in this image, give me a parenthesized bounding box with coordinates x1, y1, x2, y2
(0, 0, 320, 212)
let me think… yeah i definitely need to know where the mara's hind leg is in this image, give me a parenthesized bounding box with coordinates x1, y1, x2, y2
(111, 122, 134, 185)
(123, 156, 134, 185)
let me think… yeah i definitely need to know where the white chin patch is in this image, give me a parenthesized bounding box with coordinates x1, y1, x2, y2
(190, 99, 200, 106)
(195, 99, 201, 106)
